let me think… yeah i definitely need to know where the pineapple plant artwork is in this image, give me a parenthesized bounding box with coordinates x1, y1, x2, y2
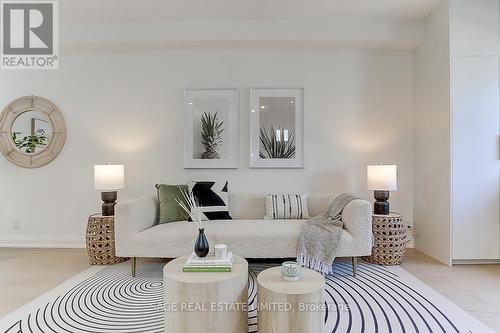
(200, 111, 225, 159)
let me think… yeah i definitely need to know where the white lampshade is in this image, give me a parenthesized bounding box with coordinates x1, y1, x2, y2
(367, 165, 397, 191)
(94, 165, 125, 191)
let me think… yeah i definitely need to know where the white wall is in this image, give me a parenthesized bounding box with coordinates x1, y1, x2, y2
(413, 1, 452, 265)
(0, 47, 414, 247)
(61, 19, 424, 50)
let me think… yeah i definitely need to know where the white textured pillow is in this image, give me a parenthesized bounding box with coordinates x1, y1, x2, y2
(264, 194, 310, 219)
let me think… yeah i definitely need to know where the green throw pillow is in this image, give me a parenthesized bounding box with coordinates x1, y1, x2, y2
(156, 184, 189, 224)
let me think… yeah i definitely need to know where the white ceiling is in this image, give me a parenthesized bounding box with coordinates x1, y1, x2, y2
(60, 0, 444, 24)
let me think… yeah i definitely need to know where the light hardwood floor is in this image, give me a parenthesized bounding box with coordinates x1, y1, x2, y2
(401, 250, 500, 332)
(0, 248, 91, 317)
(0, 248, 499, 332)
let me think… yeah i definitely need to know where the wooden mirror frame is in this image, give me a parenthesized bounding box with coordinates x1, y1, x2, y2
(0, 96, 66, 168)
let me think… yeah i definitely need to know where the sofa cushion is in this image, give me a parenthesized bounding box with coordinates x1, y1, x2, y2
(129, 219, 354, 258)
(264, 194, 310, 219)
(229, 193, 266, 219)
(308, 193, 339, 216)
(190, 181, 232, 220)
(228, 193, 343, 219)
(155, 184, 189, 224)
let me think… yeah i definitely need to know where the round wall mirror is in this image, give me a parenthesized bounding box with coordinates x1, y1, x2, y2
(0, 96, 66, 168)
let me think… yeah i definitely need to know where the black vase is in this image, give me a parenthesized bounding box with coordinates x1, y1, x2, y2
(194, 228, 209, 257)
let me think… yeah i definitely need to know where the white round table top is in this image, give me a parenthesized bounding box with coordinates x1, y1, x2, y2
(163, 254, 248, 284)
(257, 266, 325, 295)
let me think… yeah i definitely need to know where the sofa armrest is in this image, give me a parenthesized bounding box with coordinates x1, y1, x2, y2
(342, 199, 372, 254)
(115, 196, 157, 256)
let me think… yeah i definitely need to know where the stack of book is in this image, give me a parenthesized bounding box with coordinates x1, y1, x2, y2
(183, 252, 234, 272)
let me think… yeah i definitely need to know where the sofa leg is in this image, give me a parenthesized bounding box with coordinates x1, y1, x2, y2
(352, 257, 357, 278)
(131, 257, 137, 277)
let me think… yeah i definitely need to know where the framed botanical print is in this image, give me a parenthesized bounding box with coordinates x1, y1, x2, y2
(184, 89, 239, 169)
(250, 88, 304, 168)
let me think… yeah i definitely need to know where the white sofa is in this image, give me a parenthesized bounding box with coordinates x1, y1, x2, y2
(115, 193, 372, 276)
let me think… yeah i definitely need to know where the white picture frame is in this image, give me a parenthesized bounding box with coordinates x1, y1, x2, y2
(250, 88, 304, 168)
(184, 88, 239, 169)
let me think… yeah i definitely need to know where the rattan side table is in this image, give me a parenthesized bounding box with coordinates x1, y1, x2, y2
(86, 214, 128, 265)
(362, 213, 412, 266)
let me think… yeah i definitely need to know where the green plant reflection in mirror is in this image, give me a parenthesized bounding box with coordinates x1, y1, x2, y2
(12, 132, 47, 153)
(11, 110, 52, 154)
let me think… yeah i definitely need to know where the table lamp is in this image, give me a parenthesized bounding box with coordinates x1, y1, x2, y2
(367, 164, 397, 215)
(94, 164, 125, 216)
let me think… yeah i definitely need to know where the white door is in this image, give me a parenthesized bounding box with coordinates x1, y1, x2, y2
(452, 57, 500, 260)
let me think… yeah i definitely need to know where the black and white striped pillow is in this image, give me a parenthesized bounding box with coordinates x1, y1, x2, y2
(190, 181, 232, 220)
(264, 194, 309, 220)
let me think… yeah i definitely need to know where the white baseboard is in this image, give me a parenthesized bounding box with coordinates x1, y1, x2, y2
(0, 234, 85, 248)
(453, 259, 500, 265)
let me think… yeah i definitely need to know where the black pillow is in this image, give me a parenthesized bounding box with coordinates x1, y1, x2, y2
(190, 181, 232, 220)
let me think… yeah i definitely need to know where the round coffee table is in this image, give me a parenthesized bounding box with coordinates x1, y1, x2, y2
(163, 254, 248, 333)
(257, 266, 325, 333)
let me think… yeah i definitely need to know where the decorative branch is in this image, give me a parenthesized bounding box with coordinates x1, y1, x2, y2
(175, 188, 205, 229)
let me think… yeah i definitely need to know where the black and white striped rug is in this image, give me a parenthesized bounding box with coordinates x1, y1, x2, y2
(0, 261, 493, 333)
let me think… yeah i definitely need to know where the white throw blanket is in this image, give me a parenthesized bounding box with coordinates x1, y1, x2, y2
(297, 193, 359, 275)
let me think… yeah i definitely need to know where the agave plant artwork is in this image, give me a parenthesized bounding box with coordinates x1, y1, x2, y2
(259, 125, 296, 159)
(12, 132, 47, 154)
(200, 111, 224, 159)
